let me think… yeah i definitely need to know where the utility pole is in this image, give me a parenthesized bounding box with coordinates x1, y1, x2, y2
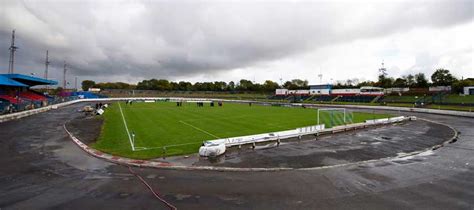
(8, 30, 18, 74)
(63, 61, 67, 89)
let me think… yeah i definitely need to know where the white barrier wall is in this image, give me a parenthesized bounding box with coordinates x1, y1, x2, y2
(203, 124, 325, 149)
(198, 124, 325, 156)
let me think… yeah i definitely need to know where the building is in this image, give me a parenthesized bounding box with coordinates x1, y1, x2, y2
(275, 88, 288, 95)
(309, 84, 332, 95)
(464, 86, 474, 95)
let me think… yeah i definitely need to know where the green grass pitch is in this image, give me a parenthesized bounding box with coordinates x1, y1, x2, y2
(92, 101, 393, 159)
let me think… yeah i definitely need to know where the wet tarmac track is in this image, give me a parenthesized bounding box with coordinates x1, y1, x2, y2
(195, 120, 454, 168)
(0, 102, 473, 209)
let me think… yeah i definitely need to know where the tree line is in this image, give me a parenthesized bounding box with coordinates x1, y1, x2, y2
(81, 68, 473, 93)
(82, 79, 309, 93)
(333, 69, 472, 93)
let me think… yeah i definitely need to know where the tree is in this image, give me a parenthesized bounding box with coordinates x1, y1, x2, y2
(357, 80, 375, 87)
(155, 79, 171, 90)
(95, 82, 135, 89)
(237, 79, 254, 91)
(452, 79, 474, 93)
(392, 77, 406, 87)
(227, 81, 235, 91)
(81, 80, 96, 91)
(283, 81, 295, 89)
(345, 79, 354, 87)
(136, 79, 153, 90)
(282, 79, 309, 89)
(377, 75, 394, 88)
(414, 73, 429, 88)
(405, 74, 415, 87)
(136, 79, 171, 90)
(81, 80, 95, 91)
(170, 82, 179, 91)
(431, 69, 457, 86)
(213, 81, 227, 91)
(291, 79, 309, 89)
(178, 81, 192, 91)
(262, 80, 280, 92)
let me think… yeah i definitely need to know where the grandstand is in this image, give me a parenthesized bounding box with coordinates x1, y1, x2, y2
(0, 74, 57, 114)
(271, 84, 474, 108)
(274, 86, 384, 103)
(311, 95, 336, 102)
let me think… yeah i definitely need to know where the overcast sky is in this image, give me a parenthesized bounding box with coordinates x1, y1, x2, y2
(0, 0, 472, 87)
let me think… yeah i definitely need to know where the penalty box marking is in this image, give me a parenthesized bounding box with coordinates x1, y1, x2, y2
(179, 120, 220, 139)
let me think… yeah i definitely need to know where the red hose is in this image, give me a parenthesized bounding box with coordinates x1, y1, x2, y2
(128, 166, 177, 210)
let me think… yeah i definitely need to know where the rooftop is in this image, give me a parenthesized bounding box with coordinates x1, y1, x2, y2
(0, 74, 58, 86)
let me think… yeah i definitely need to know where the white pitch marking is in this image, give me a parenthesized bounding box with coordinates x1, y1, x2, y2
(118, 102, 135, 151)
(179, 120, 220, 139)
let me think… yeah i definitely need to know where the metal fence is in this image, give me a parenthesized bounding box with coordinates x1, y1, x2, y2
(0, 96, 80, 115)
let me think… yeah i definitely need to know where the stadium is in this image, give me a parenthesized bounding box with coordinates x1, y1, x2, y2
(2, 70, 473, 209)
(1, 1, 474, 210)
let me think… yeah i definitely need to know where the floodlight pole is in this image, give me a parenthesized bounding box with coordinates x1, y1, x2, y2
(44, 50, 49, 79)
(44, 50, 50, 90)
(63, 61, 67, 89)
(8, 30, 18, 74)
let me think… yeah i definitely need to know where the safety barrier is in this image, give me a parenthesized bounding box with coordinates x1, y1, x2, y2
(206, 124, 325, 148)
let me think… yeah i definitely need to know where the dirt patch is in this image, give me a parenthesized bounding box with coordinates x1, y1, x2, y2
(66, 115, 104, 145)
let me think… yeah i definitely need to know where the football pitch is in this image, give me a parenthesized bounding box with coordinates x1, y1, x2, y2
(93, 101, 392, 159)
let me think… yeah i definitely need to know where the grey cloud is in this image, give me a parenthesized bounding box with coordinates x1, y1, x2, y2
(0, 0, 472, 83)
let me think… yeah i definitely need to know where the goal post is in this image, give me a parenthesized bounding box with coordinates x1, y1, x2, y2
(317, 108, 353, 128)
